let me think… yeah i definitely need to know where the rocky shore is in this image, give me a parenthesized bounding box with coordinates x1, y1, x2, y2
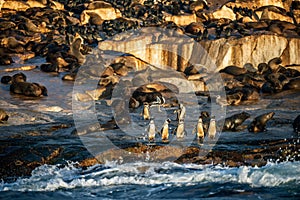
(0, 0, 300, 182)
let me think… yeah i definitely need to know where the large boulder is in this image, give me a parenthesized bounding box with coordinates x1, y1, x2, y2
(80, 1, 122, 25)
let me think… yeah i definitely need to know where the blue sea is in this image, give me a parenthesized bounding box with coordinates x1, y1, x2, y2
(1, 161, 300, 199)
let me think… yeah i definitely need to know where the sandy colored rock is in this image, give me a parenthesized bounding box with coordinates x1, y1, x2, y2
(256, 6, 293, 23)
(2, 0, 30, 11)
(26, 0, 46, 8)
(209, 5, 236, 20)
(3, 65, 36, 72)
(164, 13, 197, 26)
(80, 2, 122, 25)
(49, 0, 64, 10)
(227, 0, 293, 11)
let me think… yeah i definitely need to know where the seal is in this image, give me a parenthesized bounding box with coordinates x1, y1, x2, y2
(10, 73, 47, 97)
(70, 34, 85, 64)
(193, 116, 205, 142)
(189, 0, 208, 13)
(268, 57, 282, 72)
(278, 67, 300, 78)
(283, 77, 300, 90)
(223, 112, 250, 131)
(257, 63, 272, 75)
(0, 108, 9, 122)
(293, 115, 300, 134)
(207, 116, 216, 139)
(219, 66, 247, 76)
(247, 112, 275, 132)
(160, 118, 171, 142)
(174, 119, 186, 139)
(261, 72, 289, 93)
(40, 63, 58, 72)
(147, 119, 157, 142)
(10, 82, 48, 97)
(12, 73, 27, 82)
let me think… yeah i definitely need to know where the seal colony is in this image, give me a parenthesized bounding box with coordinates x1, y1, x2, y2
(0, 0, 299, 181)
(0, 0, 299, 134)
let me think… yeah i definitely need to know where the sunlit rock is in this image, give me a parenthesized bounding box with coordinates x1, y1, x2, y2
(164, 13, 197, 26)
(80, 1, 122, 25)
(209, 5, 236, 20)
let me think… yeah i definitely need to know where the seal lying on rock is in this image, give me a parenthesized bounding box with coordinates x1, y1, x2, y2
(248, 112, 275, 132)
(0, 109, 9, 122)
(9, 73, 47, 97)
(283, 77, 300, 90)
(293, 115, 300, 134)
(223, 112, 250, 131)
(219, 65, 247, 76)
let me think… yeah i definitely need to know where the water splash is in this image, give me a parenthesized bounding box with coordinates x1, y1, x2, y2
(1, 161, 300, 192)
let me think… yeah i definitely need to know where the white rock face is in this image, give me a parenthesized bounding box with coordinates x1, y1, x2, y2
(200, 34, 300, 70)
(227, 0, 293, 11)
(99, 29, 300, 72)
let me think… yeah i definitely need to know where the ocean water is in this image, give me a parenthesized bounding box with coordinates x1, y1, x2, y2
(1, 161, 300, 199)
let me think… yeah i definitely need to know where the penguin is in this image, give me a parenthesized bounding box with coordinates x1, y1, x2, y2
(175, 103, 186, 121)
(207, 116, 217, 139)
(179, 104, 186, 121)
(215, 95, 228, 107)
(141, 103, 150, 120)
(147, 119, 157, 142)
(174, 119, 186, 139)
(193, 116, 205, 142)
(160, 118, 171, 142)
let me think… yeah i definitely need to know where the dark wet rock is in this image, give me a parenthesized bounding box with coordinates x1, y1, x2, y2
(78, 138, 300, 168)
(1, 75, 12, 84)
(248, 112, 275, 132)
(293, 115, 300, 134)
(0, 54, 13, 65)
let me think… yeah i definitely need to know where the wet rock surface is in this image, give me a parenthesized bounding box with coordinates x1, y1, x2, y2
(0, 0, 300, 182)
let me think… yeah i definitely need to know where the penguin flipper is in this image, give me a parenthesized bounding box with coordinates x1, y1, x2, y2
(172, 128, 177, 135)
